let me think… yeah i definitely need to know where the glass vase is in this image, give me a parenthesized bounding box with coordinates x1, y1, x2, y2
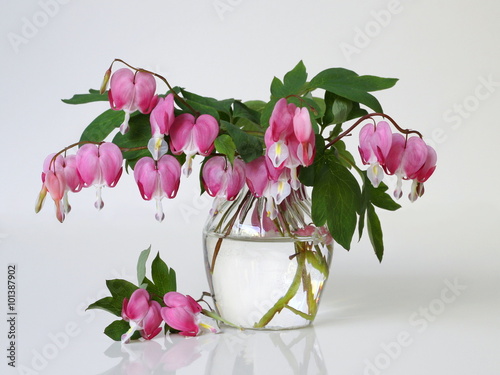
(203, 185, 333, 330)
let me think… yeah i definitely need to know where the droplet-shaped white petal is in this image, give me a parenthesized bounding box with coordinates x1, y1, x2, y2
(147, 137, 169, 161)
(268, 141, 289, 168)
(367, 162, 384, 188)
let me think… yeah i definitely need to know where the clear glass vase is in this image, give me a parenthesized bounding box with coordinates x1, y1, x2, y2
(203, 185, 333, 330)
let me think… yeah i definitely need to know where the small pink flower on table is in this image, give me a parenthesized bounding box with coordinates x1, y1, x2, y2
(76, 142, 123, 210)
(134, 155, 182, 222)
(122, 289, 163, 343)
(169, 113, 219, 177)
(108, 68, 159, 134)
(161, 292, 219, 337)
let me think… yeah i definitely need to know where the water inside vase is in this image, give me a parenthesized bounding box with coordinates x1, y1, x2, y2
(204, 233, 330, 330)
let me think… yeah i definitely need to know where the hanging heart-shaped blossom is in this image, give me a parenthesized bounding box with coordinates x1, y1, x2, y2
(169, 113, 219, 176)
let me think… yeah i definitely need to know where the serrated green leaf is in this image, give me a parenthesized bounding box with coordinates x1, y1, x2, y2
(367, 204, 384, 262)
(106, 279, 138, 300)
(311, 153, 361, 250)
(79, 109, 125, 143)
(104, 319, 130, 341)
(214, 134, 236, 164)
(151, 253, 176, 296)
(222, 121, 264, 163)
(137, 246, 151, 286)
(62, 89, 109, 105)
(86, 296, 122, 317)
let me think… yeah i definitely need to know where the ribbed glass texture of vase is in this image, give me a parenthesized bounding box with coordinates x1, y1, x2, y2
(203, 185, 333, 330)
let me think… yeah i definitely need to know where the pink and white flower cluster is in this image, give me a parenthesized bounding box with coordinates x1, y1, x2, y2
(36, 142, 123, 222)
(121, 289, 218, 343)
(201, 97, 317, 219)
(358, 121, 437, 201)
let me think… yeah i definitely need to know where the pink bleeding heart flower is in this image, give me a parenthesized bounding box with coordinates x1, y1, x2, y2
(409, 144, 437, 202)
(385, 134, 428, 199)
(244, 156, 269, 198)
(169, 113, 219, 177)
(76, 142, 123, 210)
(292, 106, 316, 167)
(269, 98, 296, 142)
(134, 155, 181, 222)
(36, 154, 83, 223)
(108, 68, 159, 134)
(358, 121, 393, 187)
(161, 292, 205, 337)
(202, 156, 246, 202)
(148, 94, 175, 160)
(122, 289, 163, 343)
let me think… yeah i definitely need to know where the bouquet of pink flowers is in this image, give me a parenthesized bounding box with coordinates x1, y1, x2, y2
(36, 58, 436, 261)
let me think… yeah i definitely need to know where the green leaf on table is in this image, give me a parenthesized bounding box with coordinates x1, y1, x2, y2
(104, 319, 140, 341)
(62, 89, 109, 104)
(367, 204, 384, 262)
(79, 109, 124, 143)
(214, 134, 237, 164)
(222, 120, 264, 163)
(106, 279, 138, 300)
(137, 246, 151, 286)
(310, 152, 361, 250)
(151, 253, 176, 295)
(86, 296, 122, 317)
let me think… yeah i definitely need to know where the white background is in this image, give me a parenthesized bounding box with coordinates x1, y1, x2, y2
(1, 0, 499, 374)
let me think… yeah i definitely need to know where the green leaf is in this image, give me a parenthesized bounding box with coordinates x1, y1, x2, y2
(62, 89, 109, 104)
(311, 153, 361, 250)
(308, 68, 398, 113)
(370, 182, 401, 211)
(367, 204, 384, 262)
(151, 253, 176, 296)
(222, 121, 264, 163)
(86, 296, 122, 317)
(243, 100, 267, 113)
(282, 60, 307, 94)
(260, 99, 278, 129)
(112, 113, 150, 163)
(137, 246, 151, 286)
(331, 96, 353, 124)
(233, 100, 261, 125)
(79, 109, 125, 143)
(270, 77, 285, 98)
(214, 134, 237, 164)
(104, 319, 130, 341)
(299, 134, 325, 186)
(180, 89, 233, 116)
(106, 279, 138, 300)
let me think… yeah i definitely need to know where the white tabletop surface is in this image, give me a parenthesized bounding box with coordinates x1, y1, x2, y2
(1, 1, 500, 374)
